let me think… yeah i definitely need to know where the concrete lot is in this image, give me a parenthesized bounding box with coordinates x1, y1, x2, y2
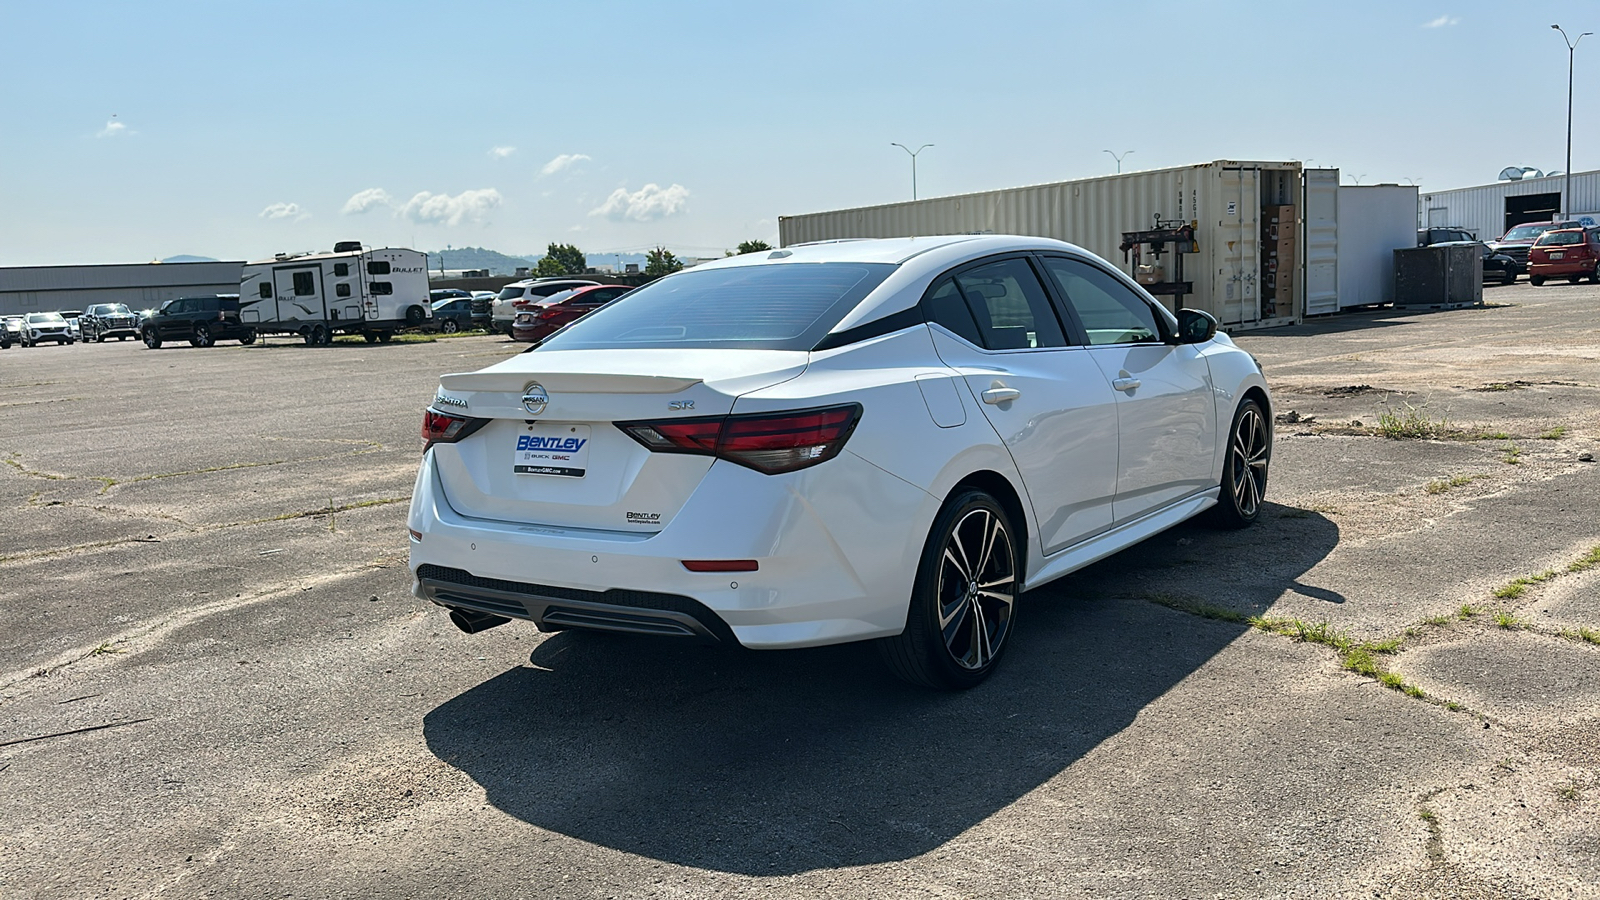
(2, 283, 1598, 899)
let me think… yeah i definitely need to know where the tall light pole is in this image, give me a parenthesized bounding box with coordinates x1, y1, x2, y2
(1553, 25, 1590, 218)
(890, 143, 933, 200)
(1104, 149, 1134, 174)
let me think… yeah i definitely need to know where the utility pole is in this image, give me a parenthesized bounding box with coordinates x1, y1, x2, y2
(890, 143, 933, 200)
(1553, 25, 1591, 218)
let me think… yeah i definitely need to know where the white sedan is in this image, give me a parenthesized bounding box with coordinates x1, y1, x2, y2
(408, 235, 1271, 688)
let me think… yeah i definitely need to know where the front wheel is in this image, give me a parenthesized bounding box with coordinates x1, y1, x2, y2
(1212, 398, 1270, 529)
(404, 306, 425, 327)
(238, 331, 256, 345)
(191, 323, 213, 347)
(1531, 275, 1546, 286)
(879, 490, 1019, 690)
(1503, 270, 1517, 286)
(363, 332, 379, 343)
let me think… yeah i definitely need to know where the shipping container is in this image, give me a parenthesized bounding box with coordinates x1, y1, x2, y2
(780, 160, 1321, 329)
(1419, 169, 1600, 241)
(1336, 185, 1419, 309)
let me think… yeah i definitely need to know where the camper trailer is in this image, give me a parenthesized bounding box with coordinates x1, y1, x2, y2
(238, 243, 432, 344)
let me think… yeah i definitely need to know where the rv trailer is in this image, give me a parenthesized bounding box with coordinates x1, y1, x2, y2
(238, 243, 432, 345)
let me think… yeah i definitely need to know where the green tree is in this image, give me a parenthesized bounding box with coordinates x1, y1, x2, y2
(645, 246, 684, 277)
(736, 239, 773, 255)
(535, 242, 587, 276)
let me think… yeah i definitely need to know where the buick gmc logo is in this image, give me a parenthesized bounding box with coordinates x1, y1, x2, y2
(522, 383, 549, 416)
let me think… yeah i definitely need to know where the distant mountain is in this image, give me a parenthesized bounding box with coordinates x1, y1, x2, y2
(428, 246, 537, 276)
(161, 254, 219, 263)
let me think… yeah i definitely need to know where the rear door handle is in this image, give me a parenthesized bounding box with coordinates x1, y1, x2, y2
(1112, 377, 1141, 392)
(982, 386, 1022, 405)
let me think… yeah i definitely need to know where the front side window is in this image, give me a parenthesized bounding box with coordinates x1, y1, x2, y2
(258, 282, 271, 299)
(1040, 256, 1164, 346)
(951, 258, 1066, 350)
(367, 261, 390, 276)
(369, 281, 393, 295)
(293, 271, 315, 295)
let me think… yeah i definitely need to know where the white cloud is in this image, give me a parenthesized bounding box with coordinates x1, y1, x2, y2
(401, 188, 502, 226)
(489, 146, 516, 159)
(589, 183, 690, 222)
(1423, 15, 1459, 27)
(260, 202, 306, 221)
(97, 119, 127, 138)
(540, 153, 591, 177)
(341, 188, 395, 215)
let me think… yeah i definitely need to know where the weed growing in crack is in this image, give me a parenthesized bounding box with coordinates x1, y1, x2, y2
(90, 642, 122, 656)
(1539, 426, 1569, 440)
(1556, 781, 1583, 802)
(1494, 571, 1558, 600)
(1141, 592, 1250, 624)
(1425, 614, 1454, 626)
(1501, 443, 1523, 465)
(1426, 474, 1481, 494)
(1560, 627, 1600, 646)
(1458, 605, 1480, 620)
(1492, 611, 1526, 629)
(1376, 404, 1450, 440)
(1568, 546, 1600, 574)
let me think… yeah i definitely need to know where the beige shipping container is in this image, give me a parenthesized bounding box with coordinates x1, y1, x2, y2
(779, 160, 1320, 330)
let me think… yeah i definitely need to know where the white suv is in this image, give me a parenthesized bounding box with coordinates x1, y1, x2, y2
(491, 279, 599, 335)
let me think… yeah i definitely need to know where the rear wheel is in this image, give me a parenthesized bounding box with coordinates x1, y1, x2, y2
(440, 318, 460, 334)
(143, 330, 162, 349)
(191, 323, 213, 347)
(238, 331, 256, 345)
(363, 332, 379, 343)
(1503, 269, 1517, 285)
(1212, 398, 1270, 529)
(1531, 275, 1546, 286)
(377, 331, 392, 343)
(405, 305, 425, 327)
(1569, 276, 1581, 285)
(879, 490, 1018, 690)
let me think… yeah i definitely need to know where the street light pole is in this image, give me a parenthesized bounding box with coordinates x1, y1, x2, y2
(1553, 24, 1591, 218)
(1104, 149, 1134, 174)
(890, 143, 933, 200)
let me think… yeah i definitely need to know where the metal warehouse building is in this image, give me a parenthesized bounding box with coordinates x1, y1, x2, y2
(0, 261, 243, 318)
(1420, 168, 1600, 240)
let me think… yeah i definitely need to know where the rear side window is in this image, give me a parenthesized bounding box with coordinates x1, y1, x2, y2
(922, 278, 982, 345)
(951, 258, 1066, 350)
(538, 263, 896, 352)
(531, 283, 584, 297)
(369, 281, 393, 295)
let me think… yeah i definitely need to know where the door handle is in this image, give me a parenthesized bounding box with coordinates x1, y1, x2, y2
(982, 386, 1022, 405)
(1112, 377, 1141, 392)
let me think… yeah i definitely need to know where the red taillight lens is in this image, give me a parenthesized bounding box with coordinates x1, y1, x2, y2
(422, 408, 485, 451)
(538, 308, 562, 320)
(617, 404, 861, 474)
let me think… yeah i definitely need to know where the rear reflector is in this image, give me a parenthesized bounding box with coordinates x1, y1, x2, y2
(681, 559, 759, 572)
(618, 404, 862, 475)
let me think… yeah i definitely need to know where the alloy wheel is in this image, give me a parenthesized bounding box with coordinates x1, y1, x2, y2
(1230, 406, 1269, 518)
(936, 507, 1015, 670)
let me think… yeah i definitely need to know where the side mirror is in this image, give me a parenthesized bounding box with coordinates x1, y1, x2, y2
(1176, 308, 1218, 344)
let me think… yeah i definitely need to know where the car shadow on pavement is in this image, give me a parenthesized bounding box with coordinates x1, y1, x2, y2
(422, 503, 1338, 875)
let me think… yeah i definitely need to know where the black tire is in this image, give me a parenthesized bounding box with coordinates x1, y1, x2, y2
(1211, 398, 1271, 529)
(238, 331, 256, 345)
(405, 306, 425, 327)
(143, 330, 162, 350)
(1531, 275, 1546, 286)
(192, 323, 213, 348)
(377, 332, 392, 343)
(312, 324, 329, 346)
(878, 489, 1019, 690)
(363, 332, 379, 343)
(1591, 264, 1600, 285)
(1568, 276, 1581, 285)
(1503, 270, 1517, 286)
(118, 335, 128, 341)
(440, 318, 460, 334)
(96, 332, 105, 343)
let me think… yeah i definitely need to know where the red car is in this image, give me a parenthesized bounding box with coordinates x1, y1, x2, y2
(1528, 227, 1600, 286)
(511, 284, 633, 343)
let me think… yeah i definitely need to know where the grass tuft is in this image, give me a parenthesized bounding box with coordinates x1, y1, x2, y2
(1501, 443, 1522, 465)
(1426, 474, 1479, 495)
(1493, 571, 1557, 600)
(1424, 614, 1453, 627)
(1458, 605, 1480, 620)
(1492, 611, 1525, 630)
(1539, 426, 1569, 440)
(1375, 404, 1449, 440)
(1567, 546, 1600, 574)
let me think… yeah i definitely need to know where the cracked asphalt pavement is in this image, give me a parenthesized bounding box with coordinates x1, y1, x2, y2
(2, 284, 1598, 899)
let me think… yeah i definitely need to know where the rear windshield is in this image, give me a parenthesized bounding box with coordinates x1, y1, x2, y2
(537, 263, 897, 352)
(1504, 224, 1557, 241)
(496, 286, 525, 301)
(1537, 231, 1585, 246)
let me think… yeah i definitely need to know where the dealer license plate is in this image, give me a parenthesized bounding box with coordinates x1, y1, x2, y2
(1550, 252, 1565, 259)
(513, 424, 591, 477)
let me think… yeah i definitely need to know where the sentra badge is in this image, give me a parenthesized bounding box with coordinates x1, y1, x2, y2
(434, 392, 469, 410)
(522, 382, 549, 416)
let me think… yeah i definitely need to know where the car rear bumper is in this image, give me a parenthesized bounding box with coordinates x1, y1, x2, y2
(406, 449, 940, 649)
(1530, 260, 1596, 277)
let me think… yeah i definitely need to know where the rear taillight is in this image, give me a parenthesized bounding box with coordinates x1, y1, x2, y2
(617, 404, 862, 474)
(537, 308, 562, 320)
(422, 408, 487, 451)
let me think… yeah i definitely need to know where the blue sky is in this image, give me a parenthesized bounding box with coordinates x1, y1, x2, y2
(0, 1, 1589, 265)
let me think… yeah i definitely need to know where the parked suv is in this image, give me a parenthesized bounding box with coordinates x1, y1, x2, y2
(1528, 227, 1600, 286)
(1417, 227, 1477, 246)
(140, 295, 257, 349)
(81, 303, 139, 342)
(1488, 221, 1575, 275)
(511, 284, 634, 343)
(22, 312, 74, 346)
(490, 278, 599, 334)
